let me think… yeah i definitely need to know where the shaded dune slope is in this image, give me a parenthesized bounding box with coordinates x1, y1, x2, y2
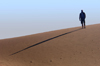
(0, 24, 100, 66)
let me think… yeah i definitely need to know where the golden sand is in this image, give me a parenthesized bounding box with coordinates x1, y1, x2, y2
(0, 24, 100, 66)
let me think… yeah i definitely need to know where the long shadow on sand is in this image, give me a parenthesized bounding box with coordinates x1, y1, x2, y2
(10, 28, 82, 56)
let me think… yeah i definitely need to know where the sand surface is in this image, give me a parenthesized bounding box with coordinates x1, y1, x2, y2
(0, 24, 100, 66)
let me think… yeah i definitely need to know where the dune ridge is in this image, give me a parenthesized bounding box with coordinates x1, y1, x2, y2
(0, 24, 100, 66)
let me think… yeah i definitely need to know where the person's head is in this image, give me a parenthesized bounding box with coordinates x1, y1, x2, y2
(81, 10, 83, 12)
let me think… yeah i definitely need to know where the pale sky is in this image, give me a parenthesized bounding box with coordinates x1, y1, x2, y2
(0, 0, 100, 39)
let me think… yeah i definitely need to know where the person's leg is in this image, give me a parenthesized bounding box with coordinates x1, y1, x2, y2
(81, 21, 83, 28)
(84, 20, 86, 28)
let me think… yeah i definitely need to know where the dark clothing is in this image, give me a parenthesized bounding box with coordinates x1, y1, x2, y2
(81, 20, 85, 24)
(79, 12, 86, 21)
(79, 12, 86, 28)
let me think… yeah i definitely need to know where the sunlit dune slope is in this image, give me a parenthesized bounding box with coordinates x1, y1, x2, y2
(0, 24, 100, 66)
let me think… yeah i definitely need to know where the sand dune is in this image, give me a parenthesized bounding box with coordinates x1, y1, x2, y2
(0, 24, 100, 66)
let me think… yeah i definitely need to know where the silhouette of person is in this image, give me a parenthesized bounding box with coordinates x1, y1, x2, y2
(79, 10, 86, 28)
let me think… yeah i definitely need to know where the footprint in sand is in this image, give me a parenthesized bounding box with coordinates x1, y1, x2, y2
(50, 60, 52, 62)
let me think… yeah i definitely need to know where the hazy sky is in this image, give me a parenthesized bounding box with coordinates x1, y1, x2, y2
(0, 0, 100, 39)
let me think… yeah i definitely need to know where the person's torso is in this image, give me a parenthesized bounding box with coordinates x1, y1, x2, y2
(80, 12, 85, 19)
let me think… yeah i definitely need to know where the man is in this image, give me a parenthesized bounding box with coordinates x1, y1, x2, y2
(79, 10, 86, 28)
